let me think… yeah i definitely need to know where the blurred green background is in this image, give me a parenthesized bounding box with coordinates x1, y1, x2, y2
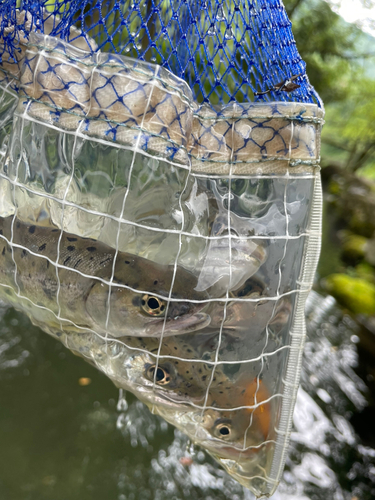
(282, 0, 375, 322)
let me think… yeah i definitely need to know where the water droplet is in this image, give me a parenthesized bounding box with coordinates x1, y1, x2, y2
(216, 6, 226, 21)
(207, 25, 216, 36)
(188, 441, 197, 456)
(117, 389, 128, 412)
(116, 413, 127, 430)
(225, 27, 234, 39)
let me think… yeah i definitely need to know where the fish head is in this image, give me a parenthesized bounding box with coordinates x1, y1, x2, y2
(195, 377, 272, 460)
(85, 255, 211, 337)
(112, 335, 214, 406)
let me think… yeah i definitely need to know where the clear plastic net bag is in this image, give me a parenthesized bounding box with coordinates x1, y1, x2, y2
(0, 1, 324, 497)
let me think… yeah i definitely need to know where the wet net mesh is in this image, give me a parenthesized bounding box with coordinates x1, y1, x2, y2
(0, 1, 323, 498)
(0, 0, 322, 105)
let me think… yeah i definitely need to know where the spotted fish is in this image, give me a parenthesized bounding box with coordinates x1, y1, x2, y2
(200, 376, 272, 459)
(111, 331, 272, 460)
(0, 216, 211, 338)
(150, 368, 272, 463)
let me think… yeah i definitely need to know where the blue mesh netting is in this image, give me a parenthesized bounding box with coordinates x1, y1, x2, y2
(0, 0, 321, 106)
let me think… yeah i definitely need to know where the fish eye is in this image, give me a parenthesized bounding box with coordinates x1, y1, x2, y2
(146, 364, 171, 385)
(141, 294, 166, 316)
(213, 419, 232, 439)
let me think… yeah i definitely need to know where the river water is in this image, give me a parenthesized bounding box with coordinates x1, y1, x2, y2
(0, 291, 374, 500)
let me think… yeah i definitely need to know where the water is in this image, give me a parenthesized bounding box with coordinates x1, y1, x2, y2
(1, 291, 374, 500)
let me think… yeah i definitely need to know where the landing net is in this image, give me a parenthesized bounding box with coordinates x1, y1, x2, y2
(0, 1, 323, 497)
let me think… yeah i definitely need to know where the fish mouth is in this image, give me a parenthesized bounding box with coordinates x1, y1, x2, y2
(201, 440, 262, 461)
(145, 311, 211, 337)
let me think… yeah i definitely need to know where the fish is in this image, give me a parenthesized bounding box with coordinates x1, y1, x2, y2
(117, 327, 273, 455)
(151, 373, 273, 464)
(0, 216, 272, 460)
(0, 216, 211, 338)
(107, 332, 228, 405)
(200, 376, 272, 459)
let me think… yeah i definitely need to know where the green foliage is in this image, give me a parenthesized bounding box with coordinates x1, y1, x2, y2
(323, 78, 375, 172)
(284, 0, 363, 103)
(283, 1, 375, 178)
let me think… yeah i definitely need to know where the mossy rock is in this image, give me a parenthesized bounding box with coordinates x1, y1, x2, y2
(324, 274, 375, 315)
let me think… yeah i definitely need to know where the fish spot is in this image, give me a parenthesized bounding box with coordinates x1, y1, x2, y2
(174, 361, 179, 365)
(42, 286, 54, 300)
(63, 256, 71, 266)
(29, 225, 36, 234)
(2, 246, 5, 256)
(198, 369, 202, 374)
(67, 237, 77, 242)
(132, 296, 141, 307)
(99, 258, 111, 266)
(21, 249, 27, 258)
(154, 280, 158, 285)
(51, 229, 59, 233)
(89, 256, 94, 261)
(86, 246, 97, 252)
(74, 259, 82, 269)
(187, 349, 192, 353)
(201, 375, 207, 381)
(31, 261, 35, 267)
(16, 222, 20, 228)
(67, 246, 75, 252)
(124, 260, 130, 264)
(38, 243, 46, 252)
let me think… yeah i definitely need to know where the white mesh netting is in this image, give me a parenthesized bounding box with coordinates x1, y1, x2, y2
(0, 26, 323, 498)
